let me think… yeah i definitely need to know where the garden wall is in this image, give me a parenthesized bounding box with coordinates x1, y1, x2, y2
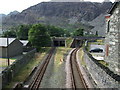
(2, 49, 36, 87)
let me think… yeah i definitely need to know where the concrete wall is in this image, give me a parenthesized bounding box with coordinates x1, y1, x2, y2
(2, 49, 36, 88)
(105, 3, 120, 75)
(84, 49, 120, 88)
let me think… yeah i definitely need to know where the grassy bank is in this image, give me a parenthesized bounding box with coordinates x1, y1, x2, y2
(78, 48, 86, 67)
(5, 47, 51, 88)
(66, 37, 73, 48)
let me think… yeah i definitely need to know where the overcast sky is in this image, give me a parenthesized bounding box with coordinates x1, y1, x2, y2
(0, 0, 115, 15)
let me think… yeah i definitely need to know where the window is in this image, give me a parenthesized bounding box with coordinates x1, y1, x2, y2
(107, 20, 110, 33)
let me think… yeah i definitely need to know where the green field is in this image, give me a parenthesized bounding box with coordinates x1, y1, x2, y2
(0, 58, 16, 67)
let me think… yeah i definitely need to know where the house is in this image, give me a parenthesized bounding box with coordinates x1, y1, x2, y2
(19, 40, 33, 52)
(20, 40, 29, 47)
(105, 2, 120, 75)
(0, 38, 23, 58)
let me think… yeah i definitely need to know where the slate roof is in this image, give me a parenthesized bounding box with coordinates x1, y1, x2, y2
(0, 38, 16, 47)
(108, 2, 119, 14)
(20, 40, 29, 46)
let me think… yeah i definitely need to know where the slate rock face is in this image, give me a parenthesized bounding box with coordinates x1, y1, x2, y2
(89, 14, 106, 36)
(2, 2, 112, 30)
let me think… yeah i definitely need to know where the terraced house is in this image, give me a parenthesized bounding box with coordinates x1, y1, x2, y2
(105, 1, 120, 75)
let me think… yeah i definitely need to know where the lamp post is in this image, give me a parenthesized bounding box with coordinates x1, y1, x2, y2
(7, 36, 10, 66)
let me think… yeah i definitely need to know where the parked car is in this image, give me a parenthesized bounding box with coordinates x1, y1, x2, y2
(89, 48, 103, 53)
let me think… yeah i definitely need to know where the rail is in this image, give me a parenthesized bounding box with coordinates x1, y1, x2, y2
(28, 47, 55, 89)
(70, 48, 88, 89)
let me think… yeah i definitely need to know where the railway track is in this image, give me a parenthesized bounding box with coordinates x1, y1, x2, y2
(28, 47, 55, 89)
(70, 48, 88, 89)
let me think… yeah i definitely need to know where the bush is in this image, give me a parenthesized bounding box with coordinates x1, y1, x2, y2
(28, 24, 51, 51)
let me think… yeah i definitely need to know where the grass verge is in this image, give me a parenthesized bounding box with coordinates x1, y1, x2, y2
(55, 47, 72, 66)
(66, 37, 73, 48)
(51, 47, 72, 88)
(78, 48, 86, 67)
(98, 60, 109, 67)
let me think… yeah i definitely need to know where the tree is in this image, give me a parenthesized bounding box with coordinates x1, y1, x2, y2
(47, 25, 67, 37)
(17, 25, 32, 40)
(64, 29, 71, 37)
(28, 24, 51, 50)
(73, 28, 84, 36)
(3, 30, 16, 37)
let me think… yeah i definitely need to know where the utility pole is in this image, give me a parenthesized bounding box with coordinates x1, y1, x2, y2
(7, 36, 10, 66)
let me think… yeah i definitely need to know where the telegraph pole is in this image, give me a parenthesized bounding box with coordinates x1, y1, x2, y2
(7, 36, 10, 66)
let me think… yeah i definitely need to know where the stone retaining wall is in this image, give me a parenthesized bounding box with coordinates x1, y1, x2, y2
(2, 49, 36, 87)
(84, 49, 120, 88)
(105, 2, 120, 75)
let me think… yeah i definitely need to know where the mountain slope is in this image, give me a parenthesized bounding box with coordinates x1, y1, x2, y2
(2, 2, 112, 31)
(89, 14, 106, 36)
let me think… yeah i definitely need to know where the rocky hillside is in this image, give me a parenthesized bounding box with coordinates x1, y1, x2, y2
(2, 1, 112, 33)
(89, 14, 106, 36)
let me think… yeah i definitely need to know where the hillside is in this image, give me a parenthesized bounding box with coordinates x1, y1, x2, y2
(89, 14, 106, 36)
(2, 1, 112, 33)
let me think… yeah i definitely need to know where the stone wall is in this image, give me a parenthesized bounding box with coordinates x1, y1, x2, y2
(105, 2, 120, 75)
(84, 49, 120, 88)
(2, 49, 36, 87)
